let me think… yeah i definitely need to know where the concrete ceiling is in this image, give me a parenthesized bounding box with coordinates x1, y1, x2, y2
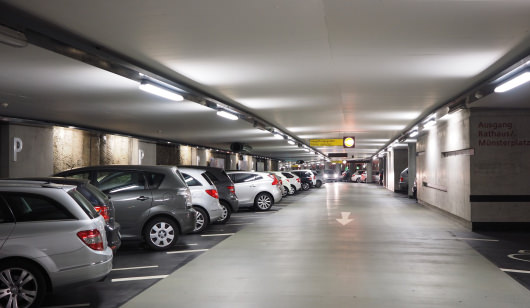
(1, 0, 529, 162)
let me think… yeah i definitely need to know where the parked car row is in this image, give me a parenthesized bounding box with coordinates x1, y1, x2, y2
(0, 165, 325, 307)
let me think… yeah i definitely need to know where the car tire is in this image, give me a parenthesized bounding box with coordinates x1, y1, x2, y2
(315, 180, 322, 188)
(356, 178, 361, 183)
(215, 201, 232, 224)
(144, 217, 179, 251)
(289, 185, 296, 195)
(254, 192, 273, 211)
(192, 206, 209, 233)
(301, 182, 310, 191)
(0, 260, 47, 308)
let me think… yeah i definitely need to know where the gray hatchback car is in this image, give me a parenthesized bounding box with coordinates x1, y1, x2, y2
(55, 165, 196, 251)
(0, 181, 113, 308)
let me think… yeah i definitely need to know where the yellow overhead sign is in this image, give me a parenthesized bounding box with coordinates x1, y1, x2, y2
(309, 139, 344, 147)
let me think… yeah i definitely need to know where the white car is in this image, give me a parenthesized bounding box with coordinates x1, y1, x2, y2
(351, 170, 366, 183)
(270, 172, 295, 196)
(179, 167, 224, 233)
(227, 171, 282, 211)
(281, 172, 302, 192)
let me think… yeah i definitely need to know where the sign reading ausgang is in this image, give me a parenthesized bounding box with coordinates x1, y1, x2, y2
(309, 139, 344, 147)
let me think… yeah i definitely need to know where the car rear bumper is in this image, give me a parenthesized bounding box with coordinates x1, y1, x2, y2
(49, 248, 113, 290)
(178, 209, 197, 234)
(105, 222, 121, 252)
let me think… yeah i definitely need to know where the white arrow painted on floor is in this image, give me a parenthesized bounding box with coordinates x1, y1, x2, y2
(336, 212, 353, 226)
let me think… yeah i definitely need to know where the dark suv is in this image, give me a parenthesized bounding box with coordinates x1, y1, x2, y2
(178, 165, 239, 224)
(55, 165, 196, 251)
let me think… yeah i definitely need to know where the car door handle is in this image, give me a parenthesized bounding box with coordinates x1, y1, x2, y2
(137, 196, 150, 201)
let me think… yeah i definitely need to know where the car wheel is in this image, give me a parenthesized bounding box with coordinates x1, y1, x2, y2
(289, 185, 296, 195)
(0, 260, 46, 308)
(216, 201, 232, 224)
(254, 192, 273, 211)
(282, 186, 289, 197)
(192, 207, 209, 233)
(315, 180, 322, 188)
(301, 182, 310, 191)
(356, 178, 361, 183)
(144, 217, 179, 250)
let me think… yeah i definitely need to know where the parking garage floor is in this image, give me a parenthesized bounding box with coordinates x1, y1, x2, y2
(120, 183, 530, 308)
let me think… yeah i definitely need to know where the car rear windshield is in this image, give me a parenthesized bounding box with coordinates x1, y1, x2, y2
(68, 189, 99, 219)
(201, 173, 214, 185)
(282, 173, 293, 178)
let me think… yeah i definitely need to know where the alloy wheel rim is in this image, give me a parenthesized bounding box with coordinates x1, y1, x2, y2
(194, 211, 205, 231)
(0, 268, 38, 308)
(257, 195, 271, 209)
(149, 222, 175, 247)
(218, 205, 228, 221)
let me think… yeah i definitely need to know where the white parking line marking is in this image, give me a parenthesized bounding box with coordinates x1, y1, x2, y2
(501, 268, 530, 274)
(166, 249, 209, 254)
(227, 223, 254, 225)
(43, 304, 90, 308)
(111, 275, 168, 282)
(174, 243, 198, 247)
(112, 265, 159, 271)
(201, 233, 234, 237)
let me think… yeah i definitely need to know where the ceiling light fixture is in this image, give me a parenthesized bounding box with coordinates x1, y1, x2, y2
(216, 110, 238, 121)
(494, 71, 530, 93)
(287, 140, 295, 145)
(409, 130, 418, 138)
(139, 80, 184, 101)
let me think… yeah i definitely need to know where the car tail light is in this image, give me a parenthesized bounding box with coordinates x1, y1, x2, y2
(77, 229, 104, 251)
(227, 185, 236, 194)
(205, 189, 219, 199)
(297, 178, 300, 183)
(400, 177, 404, 182)
(93, 205, 110, 223)
(268, 174, 279, 186)
(313, 175, 316, 180)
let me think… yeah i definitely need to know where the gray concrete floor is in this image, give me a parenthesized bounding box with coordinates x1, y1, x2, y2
(122, 183, 530, 308)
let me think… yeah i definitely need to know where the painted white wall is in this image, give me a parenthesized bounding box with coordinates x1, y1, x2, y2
(417, 109, 472, 221)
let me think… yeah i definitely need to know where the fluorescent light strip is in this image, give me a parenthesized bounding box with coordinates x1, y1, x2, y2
(287, 140, 296, 145)
(494, 72, 530, 93)
(217, 110, 238, 120)
(139, 81, 184, 101)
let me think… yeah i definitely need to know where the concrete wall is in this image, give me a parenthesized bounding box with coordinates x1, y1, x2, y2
(469, 109, 530, 223)
(156, 143, 180, 165)
(53, 127, 101, 173)
(0, 124, 54, 177)
(416, 109, 472, 222)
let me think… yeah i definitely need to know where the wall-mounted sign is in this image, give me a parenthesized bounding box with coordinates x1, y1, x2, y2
(343, 137, 355, 148)
(328, 153, 348, 158)
(309, 139, 343, 147)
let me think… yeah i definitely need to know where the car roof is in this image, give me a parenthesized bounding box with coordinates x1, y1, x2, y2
(57, 165, 178, 173)
(11, 177, 90, 185)
(0, 180, 77, 190)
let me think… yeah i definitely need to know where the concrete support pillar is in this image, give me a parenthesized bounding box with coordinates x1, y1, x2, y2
(366, 163, 373, 183)
(407, 142, 417, 198)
